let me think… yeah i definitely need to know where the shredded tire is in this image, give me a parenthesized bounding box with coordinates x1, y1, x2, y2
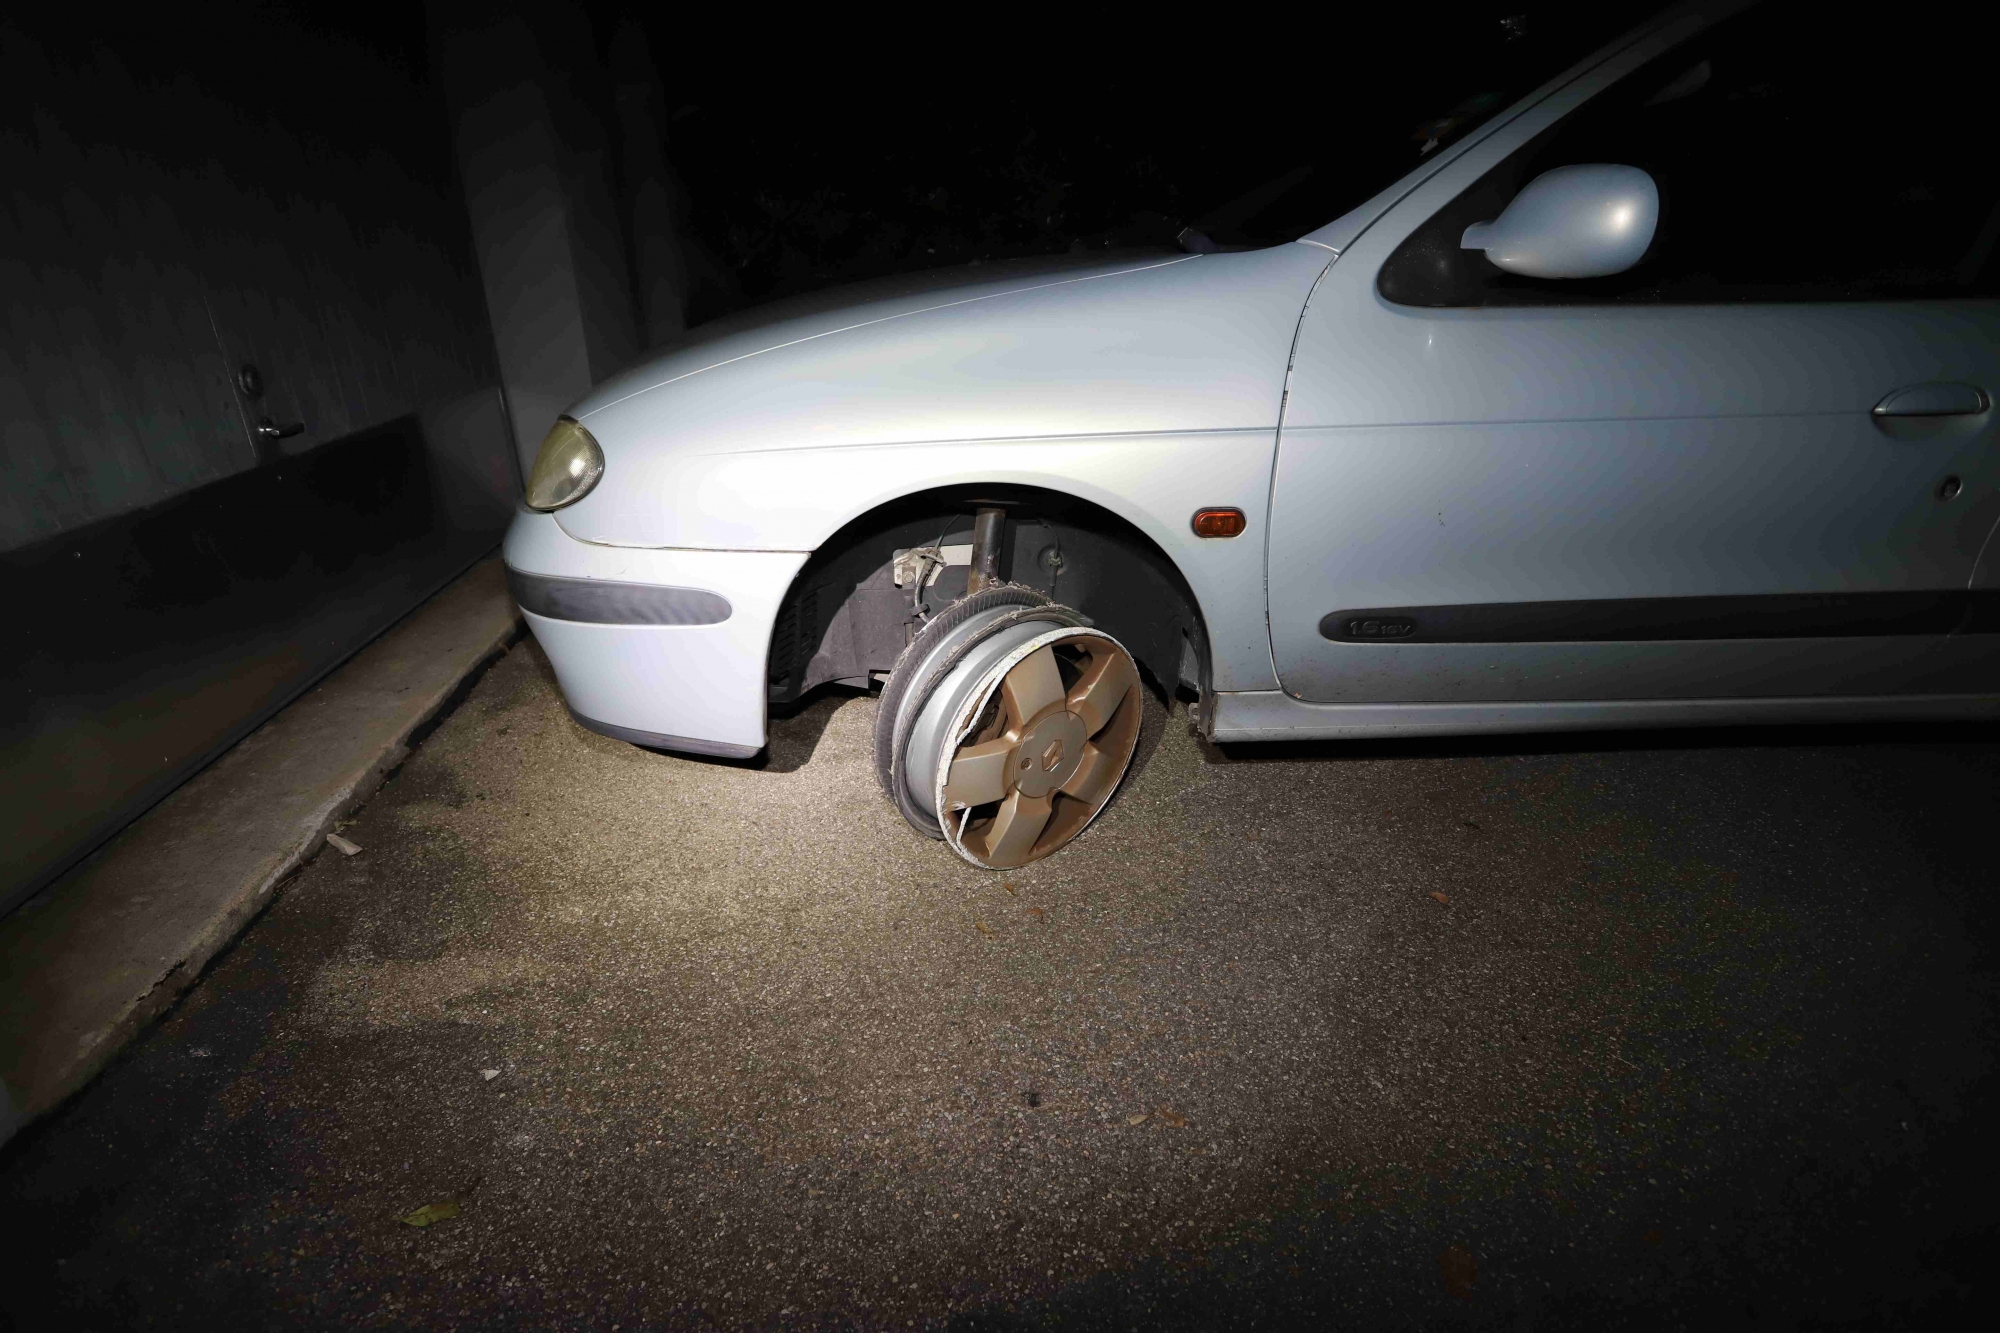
(872, 584, 1087, 837)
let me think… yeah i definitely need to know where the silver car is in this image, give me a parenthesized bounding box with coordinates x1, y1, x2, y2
(503, 0, 2000, 869)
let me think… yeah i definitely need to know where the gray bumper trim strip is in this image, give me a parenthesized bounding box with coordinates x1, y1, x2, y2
(507, 566, 731, 626)
(566, 706, 762, 759)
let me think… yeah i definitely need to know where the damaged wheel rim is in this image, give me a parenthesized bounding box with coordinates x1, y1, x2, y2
(930, 627, 1142, 869)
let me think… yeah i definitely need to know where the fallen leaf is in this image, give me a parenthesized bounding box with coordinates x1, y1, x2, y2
(480, 1069, 500, 1082)
(399, 1201, 459, 1228)
(1440, 1244, 1476, 1299)
(1440, 1244, 1476, 1300)
(975, 921, 994, 937)
(326, 833, 362, 856)
(1027, 907, 1045, 919)
(1126, 1113, 1151, 1126)
(1430, 891, 1451, 905)
(1156, 1107, 1188, 1128)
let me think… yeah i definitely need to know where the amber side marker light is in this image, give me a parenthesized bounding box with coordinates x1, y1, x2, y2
(1191, 507, 1247, 538)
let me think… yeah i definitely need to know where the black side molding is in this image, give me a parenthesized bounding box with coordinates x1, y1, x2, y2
(507, 567, 732, 626)
(1321, 590, 2000, 644)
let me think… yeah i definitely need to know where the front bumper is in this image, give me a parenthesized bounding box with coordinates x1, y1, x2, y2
(502, 509, 808, 758)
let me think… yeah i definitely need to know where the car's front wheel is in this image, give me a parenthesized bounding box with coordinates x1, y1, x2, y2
(873, 585, 1142, 869)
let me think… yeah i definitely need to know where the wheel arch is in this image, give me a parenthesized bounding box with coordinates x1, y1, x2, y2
(765, 482, 1213, 720)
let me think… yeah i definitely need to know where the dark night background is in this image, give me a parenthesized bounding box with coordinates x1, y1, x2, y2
(10, 1, 1674, 320)
(591, 3, 1673, 321)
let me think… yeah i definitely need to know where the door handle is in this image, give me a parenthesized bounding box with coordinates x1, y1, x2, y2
(1872, 383, 1989, 417)
(255, 417, 305, 441)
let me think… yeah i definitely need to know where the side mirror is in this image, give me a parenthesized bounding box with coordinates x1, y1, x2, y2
(1460, 163, 1658, 279)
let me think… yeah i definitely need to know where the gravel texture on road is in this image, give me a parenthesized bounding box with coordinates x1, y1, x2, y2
(5, 639, 1997, 1329)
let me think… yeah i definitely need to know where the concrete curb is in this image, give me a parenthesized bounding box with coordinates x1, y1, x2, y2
(0, 556, 522, 1147)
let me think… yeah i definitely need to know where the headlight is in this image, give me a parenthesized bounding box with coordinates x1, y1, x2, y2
(524, 417, 605, 511)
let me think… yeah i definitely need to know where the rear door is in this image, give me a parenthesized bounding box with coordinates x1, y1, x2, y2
(1268, 1, 2000, 705)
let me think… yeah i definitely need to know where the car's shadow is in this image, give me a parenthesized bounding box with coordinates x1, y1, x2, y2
(524, 641, 849, 776)
(687, 674, 1180, 781)
(527, 636, 1995, 785)
(759, 678, 1184, 781)
(761, 685, 865, 773)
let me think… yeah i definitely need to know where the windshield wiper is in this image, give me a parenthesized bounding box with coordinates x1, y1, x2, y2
(1187, 164, 1318, 247)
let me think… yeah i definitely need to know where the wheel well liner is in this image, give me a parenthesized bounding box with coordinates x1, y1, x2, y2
(766, 485, 1209, 709)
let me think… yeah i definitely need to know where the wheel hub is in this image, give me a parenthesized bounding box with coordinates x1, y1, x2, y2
(1013, 708, 1087, 799)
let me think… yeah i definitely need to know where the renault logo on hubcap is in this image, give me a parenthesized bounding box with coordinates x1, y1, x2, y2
(1013, 709, 1088, 799)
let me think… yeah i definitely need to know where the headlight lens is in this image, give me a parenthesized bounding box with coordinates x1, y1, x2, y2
(524, 417, 605, 511)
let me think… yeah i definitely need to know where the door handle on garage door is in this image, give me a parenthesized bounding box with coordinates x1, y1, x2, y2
(1872, 383, 1989, 417)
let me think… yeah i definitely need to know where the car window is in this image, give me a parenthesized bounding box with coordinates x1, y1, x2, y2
(1377, 0, 2000, 306)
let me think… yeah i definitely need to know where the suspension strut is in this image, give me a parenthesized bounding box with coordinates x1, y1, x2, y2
(965, 506, 1006, 594)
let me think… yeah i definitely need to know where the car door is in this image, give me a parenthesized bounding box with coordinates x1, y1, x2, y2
(1268, 0, 2000, 707)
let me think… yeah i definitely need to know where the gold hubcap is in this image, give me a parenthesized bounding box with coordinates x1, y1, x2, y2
(938, 632, 1142, 869)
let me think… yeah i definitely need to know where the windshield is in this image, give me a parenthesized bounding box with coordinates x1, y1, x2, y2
(1187, 2, 1680, 248)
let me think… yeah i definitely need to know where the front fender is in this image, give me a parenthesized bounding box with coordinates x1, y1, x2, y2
(557, 431, 1282, 694)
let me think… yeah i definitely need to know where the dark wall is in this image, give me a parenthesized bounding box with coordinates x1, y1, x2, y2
(0, 11, 511, 548)
(1, 10, 517, 912)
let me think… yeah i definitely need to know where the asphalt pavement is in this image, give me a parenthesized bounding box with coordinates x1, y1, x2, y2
(5, 638, 1997, 1330)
